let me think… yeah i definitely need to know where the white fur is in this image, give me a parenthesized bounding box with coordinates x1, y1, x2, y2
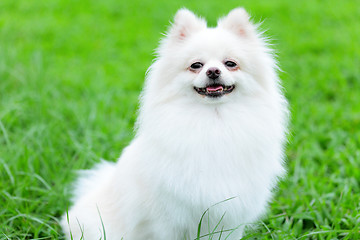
(61, 8, 288, 240)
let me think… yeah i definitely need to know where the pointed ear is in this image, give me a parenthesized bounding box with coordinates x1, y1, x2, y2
(168, 8, 207, 42)
(217, 8, 254, 37)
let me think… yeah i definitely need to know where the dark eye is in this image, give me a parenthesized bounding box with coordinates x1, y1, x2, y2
(224, 61, 237, 68)
(190, 62, 203, 70)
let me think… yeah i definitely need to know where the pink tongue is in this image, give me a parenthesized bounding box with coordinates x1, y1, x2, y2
(206, 86, 223, 92)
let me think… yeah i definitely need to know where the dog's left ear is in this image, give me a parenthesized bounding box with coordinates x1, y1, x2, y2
(168, 9, 207, 42)
(217, 8, 255, 37)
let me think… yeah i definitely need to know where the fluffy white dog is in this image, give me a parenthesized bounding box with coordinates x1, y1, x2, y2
(61, 8, 288, 240)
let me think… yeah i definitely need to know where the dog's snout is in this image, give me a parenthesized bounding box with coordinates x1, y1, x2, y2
(206, 67, 221, 80)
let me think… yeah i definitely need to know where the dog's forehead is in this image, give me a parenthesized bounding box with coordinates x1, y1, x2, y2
(185, 28, 242, 60)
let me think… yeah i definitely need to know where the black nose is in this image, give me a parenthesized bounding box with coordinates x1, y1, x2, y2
(206, 67, 221, 80)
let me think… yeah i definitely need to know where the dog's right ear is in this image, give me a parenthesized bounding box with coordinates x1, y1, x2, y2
(217, 8, 255, 38)
(167, 9, 207, 42)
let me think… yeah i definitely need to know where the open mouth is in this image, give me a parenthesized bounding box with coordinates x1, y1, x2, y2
(194, 84, 235, 98)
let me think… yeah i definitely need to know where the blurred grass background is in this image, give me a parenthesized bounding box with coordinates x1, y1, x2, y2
(0, 0, 359, 239)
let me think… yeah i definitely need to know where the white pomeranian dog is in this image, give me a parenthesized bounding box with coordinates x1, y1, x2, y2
(61, 8, 288, 240)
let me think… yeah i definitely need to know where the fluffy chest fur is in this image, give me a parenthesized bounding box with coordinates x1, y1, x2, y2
(123, 96, 286, 233)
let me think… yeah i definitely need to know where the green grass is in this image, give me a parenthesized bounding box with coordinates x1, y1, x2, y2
(1, 0, 359, 239)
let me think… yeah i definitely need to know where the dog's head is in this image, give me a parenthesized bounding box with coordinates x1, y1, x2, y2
(146, 8, 278, 105)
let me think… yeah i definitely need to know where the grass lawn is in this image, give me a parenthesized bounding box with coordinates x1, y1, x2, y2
(0, 0, 359, 239)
